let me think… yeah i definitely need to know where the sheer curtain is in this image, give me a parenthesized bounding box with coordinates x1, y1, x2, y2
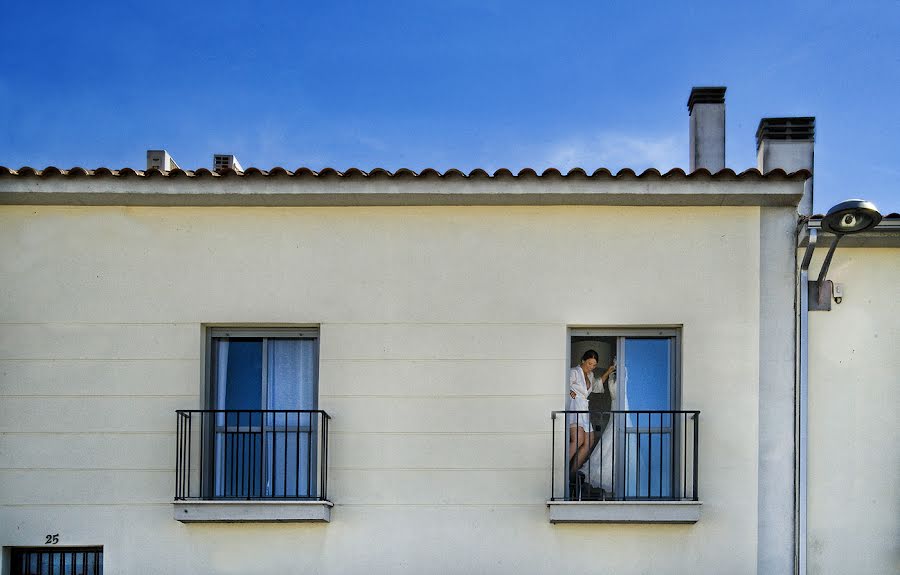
(266, 339, 318, 497)
(214, 341, 229, 497)
(212, 337, 319, 498)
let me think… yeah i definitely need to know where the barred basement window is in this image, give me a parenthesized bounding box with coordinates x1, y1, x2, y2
(11, 547, 103, 575)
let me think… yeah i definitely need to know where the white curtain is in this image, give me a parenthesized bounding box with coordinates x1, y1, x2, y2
(266, 339, 318, 497)
(213, 341, 229, 497)
(267, 339, 317, 411)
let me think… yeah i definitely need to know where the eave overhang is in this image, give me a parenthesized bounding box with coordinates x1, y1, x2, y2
(0, 167, 809, 208)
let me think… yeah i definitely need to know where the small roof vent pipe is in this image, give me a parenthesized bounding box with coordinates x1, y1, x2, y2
(687, 86, 726, 173)
(146, 150, 180, 172)
(757, 117, 815, 216)
(214, 154, 244, 173)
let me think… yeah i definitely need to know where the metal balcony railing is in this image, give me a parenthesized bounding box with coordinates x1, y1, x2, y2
(175, 409, 330, 501)
(550, 410, 700, 502)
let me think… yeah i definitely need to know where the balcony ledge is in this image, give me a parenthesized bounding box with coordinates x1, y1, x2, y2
(173, 500, 333, 523)
(547, 500, 701, 524)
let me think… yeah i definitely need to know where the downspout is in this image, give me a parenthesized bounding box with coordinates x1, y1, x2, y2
(797, 224, 817, 575)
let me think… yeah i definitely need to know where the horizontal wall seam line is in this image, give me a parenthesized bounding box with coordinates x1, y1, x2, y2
(0, 467, 548, 472)
(1, 468, 174, 472)
(320, 358, 564, 362)
(0, 358, 201, 361)
(0, 503, 546, 508)
(322, 504, 547, 508)
(322, 322, 565, 326)
(0, 322, 561, 326)
(330, 467, 547, 471)
(0, 322, 199, 326)
(0, 431, 177, 435)
(329, 431, 552, 436)
(0, 503, 172, 507)
(0, 394, 199, 398)
(320, 394, 562, 399)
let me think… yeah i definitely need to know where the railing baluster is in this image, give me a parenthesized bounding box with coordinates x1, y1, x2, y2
(658, 412, 663, 499)
(241, 411, 247, 499)
(282, 411, 288, 498)
(321, 414, 327, 501)
(177, 413, 182, 500)
(550, 413, 556, 501)
(302, 411, 308, 498)
(269, 412, 275, 498)
(693, 413, 699, 501)
(613, 412, 618, 500)
(199, 412, 205, 500)
(187, 413, 192, 501)
(683, 412, 687, 500)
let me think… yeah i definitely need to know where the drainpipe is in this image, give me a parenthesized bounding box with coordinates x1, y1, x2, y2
(797, 226, 816, 575)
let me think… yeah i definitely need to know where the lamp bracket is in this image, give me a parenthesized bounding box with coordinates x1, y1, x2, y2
(808, 279, 833, 311)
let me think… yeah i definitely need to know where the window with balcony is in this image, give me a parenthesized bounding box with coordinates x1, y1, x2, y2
(548, 328, 701, 523)
(174, 328, 331, 523)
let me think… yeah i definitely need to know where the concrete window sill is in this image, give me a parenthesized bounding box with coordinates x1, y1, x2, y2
(547, 500, 702, 524)
(173, 500, 333, 523)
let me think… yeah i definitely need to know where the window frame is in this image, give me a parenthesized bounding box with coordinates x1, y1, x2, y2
(550, 326, 699, 523)
(566, 327, 682, 412)
(203, 326, 320, 411)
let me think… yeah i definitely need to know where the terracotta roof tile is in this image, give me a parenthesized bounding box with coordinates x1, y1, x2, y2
(0, 166, 812, 181)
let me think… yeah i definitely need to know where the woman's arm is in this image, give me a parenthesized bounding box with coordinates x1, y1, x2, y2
(598, 364, 616, 384)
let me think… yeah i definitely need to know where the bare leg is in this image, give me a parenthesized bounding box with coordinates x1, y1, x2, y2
(569, 427, 587, 472)
(574, 431, 595, 471)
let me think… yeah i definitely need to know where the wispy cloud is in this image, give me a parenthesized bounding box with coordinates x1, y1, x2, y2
(543, 132, 683, 173)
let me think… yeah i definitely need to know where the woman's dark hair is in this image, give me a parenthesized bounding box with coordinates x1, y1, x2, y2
(580, 349, 599, 362)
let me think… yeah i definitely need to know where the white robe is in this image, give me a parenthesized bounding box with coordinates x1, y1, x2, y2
(579, 371, 620, 492)
(567, 367, 595, 432)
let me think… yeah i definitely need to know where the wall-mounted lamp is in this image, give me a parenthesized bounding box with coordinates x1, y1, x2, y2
(802, 199, 882, 311)
(797, 197, 883, 575)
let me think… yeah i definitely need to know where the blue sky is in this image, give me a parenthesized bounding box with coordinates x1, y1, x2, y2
(1, 0, 897, 212)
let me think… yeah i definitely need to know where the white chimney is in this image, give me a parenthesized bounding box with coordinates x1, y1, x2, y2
(146, 150, 180, 171)
(688, 86, 726, 172)
(213, 154, 244, 173)
(756, 117, 815, 216)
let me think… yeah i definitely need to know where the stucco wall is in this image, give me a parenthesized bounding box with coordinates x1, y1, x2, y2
(0, 204, 763, 574)
(807, 247, 900, 575)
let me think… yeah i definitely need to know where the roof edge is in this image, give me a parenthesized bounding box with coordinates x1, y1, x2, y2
(0, 166, 811, 181)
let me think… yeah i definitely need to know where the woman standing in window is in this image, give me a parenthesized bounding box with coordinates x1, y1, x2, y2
(568, 350, 599, 473)
(569, 350, 617, 474)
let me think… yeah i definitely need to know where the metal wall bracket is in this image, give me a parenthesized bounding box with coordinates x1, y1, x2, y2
(808, 280, 833, 311)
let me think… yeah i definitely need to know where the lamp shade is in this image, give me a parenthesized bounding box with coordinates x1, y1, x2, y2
(820, 200, 882, 235)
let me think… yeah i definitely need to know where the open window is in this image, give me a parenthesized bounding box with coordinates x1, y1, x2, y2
(208, 328, 320, 499)
(549, 328, 700, 524)
(174, 327, 331, 523)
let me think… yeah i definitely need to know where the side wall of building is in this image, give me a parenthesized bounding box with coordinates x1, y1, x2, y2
(807, 247, 900, 575)
(1, 204, 764, 574)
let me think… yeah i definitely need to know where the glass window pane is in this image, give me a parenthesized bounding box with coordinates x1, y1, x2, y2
(267, 338, 318, 411)
(216, 338, 263, 410)
(621, 338, 671, 411)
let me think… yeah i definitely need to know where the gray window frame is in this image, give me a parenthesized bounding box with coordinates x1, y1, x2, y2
(203, 326, 320, 410)
(567, 327, 683, 500)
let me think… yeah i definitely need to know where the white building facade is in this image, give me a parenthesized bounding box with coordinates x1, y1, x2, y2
(0, 89, 896, 574)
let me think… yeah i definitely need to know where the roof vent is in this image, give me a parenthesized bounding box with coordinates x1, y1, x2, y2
(214, 154, 243, 173)
(755, 117, 815, 149)
(687, 86, 726, 113)
(146, 150, 180, 172)
(756, 117, 816, 216)
(687, 86, 726, 172)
